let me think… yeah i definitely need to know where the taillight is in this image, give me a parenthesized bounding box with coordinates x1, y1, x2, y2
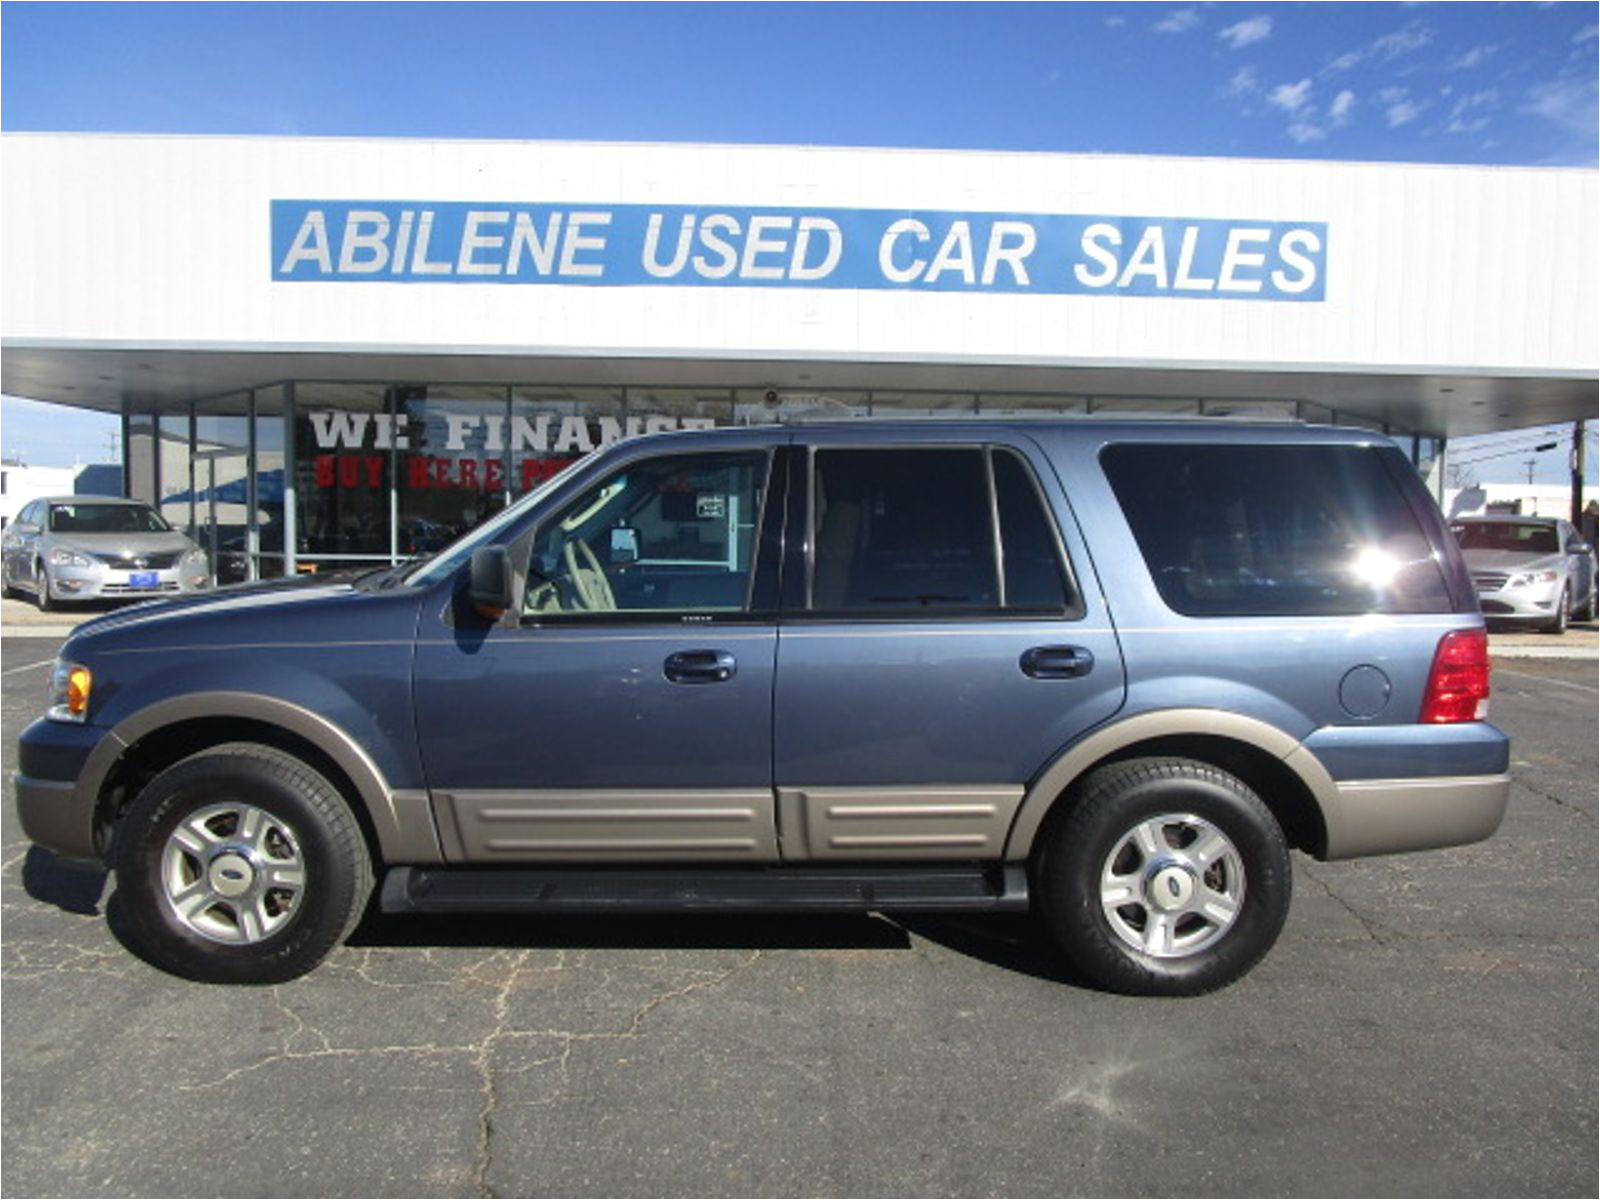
(1420, 629, 1491, 723)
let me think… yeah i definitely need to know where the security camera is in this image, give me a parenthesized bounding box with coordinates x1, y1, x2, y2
(763, 389, 780, 407)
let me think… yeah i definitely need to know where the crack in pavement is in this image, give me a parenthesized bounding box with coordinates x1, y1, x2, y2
(159, 944, 766, 1199)
(1298, 865, 1398, 945)
(1513, 775, 1597, 825)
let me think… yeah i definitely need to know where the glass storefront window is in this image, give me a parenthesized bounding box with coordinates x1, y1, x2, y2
(1088, 397, 1200, 417)
(978, 394, 1089, 418)
(861, 390, 978, 417)
(509, 386, 628, 498)
(158, 409, 194, 537)
(295, 383, 392, 564)
(194, 396, 251, 586)
(396, 385, 511, 555)
(732, 387, 866, 424)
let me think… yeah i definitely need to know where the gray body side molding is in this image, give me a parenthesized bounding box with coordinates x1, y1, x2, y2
(84, 692, 444, 864)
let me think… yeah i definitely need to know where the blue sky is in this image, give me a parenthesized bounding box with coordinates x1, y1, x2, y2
(2, 1, 1596, 480)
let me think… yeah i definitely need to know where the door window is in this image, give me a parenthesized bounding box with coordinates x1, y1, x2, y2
(524, 450, 769, 617)
(809, 447, 1077, 615)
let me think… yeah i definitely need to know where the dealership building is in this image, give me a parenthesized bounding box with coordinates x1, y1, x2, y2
(2, 132, 1595, 581)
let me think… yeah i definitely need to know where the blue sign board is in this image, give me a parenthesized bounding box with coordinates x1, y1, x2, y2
(272, 200, 1326, 301)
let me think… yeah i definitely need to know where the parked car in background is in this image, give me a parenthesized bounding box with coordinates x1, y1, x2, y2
(1450, 514, 1596, 633)
(1, 496, 210, 610)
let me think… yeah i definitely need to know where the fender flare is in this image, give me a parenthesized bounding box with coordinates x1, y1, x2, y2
(81, 691, 441, 864)
(1002, 708, 1339, 861)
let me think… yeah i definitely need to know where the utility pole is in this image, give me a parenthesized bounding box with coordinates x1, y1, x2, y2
(1572, 419, 1587, 527)
(1525, 458, 1537, 485)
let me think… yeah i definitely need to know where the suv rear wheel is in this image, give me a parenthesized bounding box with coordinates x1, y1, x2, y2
(114, 744, 372, 984)
(1034, 757, 1292, 996)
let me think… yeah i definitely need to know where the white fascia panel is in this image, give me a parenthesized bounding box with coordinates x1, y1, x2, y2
(2, 134, 1595, 376)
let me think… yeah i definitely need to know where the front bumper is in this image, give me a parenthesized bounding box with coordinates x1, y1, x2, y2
(1473, 577, 1565, 621)
(14, 717, 117, 866)
(46, 561, 209, 603)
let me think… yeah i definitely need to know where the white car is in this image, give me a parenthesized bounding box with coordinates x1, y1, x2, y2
(1, 496, 210, 610)
(1451, 515, 1597, 633)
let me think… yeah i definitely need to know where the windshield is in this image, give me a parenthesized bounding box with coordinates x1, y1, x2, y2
(49, 503, 171, 534)
(1451, 521, 1560, 554)
(403, 469, 574, 587)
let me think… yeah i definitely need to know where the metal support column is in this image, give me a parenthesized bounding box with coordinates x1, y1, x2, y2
(283, 383, 298, 575)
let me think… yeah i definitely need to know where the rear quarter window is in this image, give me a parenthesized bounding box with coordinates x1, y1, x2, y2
(1102, 443, 1453, 617)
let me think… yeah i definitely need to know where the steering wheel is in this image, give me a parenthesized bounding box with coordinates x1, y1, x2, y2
(562, 537, 616, 611)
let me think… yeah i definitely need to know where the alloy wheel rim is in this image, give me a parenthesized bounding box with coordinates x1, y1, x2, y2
(1099, 813, 1246, 958)
(160, 802, 306, 944)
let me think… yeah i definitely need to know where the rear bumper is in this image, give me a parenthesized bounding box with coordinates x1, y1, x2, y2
(1320, 773, 1511, 860)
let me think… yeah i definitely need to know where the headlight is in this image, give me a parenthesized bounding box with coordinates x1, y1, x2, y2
(181, 548, 210, 585)
(1509, 569, 1559, 588)
(46, 660, 93, 723)
(49, 546, 94, 568)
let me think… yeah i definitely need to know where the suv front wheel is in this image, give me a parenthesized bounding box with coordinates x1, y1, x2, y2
(114, 744, 373, 984)
(1034, 757, 1292, 996)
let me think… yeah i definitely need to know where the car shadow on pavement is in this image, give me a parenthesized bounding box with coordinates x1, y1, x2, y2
(891, 911, 1094, 989)
(20, 846, 108, 915)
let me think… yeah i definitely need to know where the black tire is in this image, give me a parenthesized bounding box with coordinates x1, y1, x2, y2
(113, 743, 372, 984)
(1544, 585, 1570, 634)
(1033, 757, 1292, 997)
(33, 562, 54, 612)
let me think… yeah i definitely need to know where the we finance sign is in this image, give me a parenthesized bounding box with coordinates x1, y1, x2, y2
(272, 201, 1327, 301)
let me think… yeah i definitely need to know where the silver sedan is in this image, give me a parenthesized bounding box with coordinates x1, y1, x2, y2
(1452, 514, 1597, 633)
(1, 495, 210, 611)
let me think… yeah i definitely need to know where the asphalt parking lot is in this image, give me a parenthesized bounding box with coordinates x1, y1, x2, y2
(2, 626, 1596, 1198)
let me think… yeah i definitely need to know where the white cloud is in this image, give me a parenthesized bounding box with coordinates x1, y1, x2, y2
(1448, 44, 1499, 70)
(1324, 49, 1364, 75)
(1225, 66, 1260, 97)
(1372, 22, 1433, 59)
(1377, 86, 1408, 105)
(1268, 79, 1313, 114)
(1287, 121, 1327, 144)
(1523, 77, 1600, 136)
(1219, 15, 1272, 50)
(1104, 16, 1126, 29)
(1154, 8, 1201, 34)
(1573, 24, 1598, 44)
(1386, 99, 1424, 128)
(1330, 90, 1357, 123)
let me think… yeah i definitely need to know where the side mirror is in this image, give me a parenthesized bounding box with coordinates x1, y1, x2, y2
(468, 546, 515, 620)
(1569, 540, 1593, 556)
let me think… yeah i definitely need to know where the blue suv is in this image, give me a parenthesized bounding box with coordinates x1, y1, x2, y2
(14, 421, 1509, 994)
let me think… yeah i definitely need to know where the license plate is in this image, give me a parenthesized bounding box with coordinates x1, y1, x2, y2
(129, 571, 160, 588)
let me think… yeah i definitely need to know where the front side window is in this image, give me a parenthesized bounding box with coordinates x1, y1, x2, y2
(1104, 443, 1452, 617)
(524, 451, 768, 618)
(809, 447, 1076, 615)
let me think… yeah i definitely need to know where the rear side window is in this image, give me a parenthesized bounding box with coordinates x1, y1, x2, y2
(810, 447, 1077, 615)
(1102, 443, 1452, 617)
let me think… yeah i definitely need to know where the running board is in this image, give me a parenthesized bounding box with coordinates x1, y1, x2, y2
(380, 863, 1029, 915)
